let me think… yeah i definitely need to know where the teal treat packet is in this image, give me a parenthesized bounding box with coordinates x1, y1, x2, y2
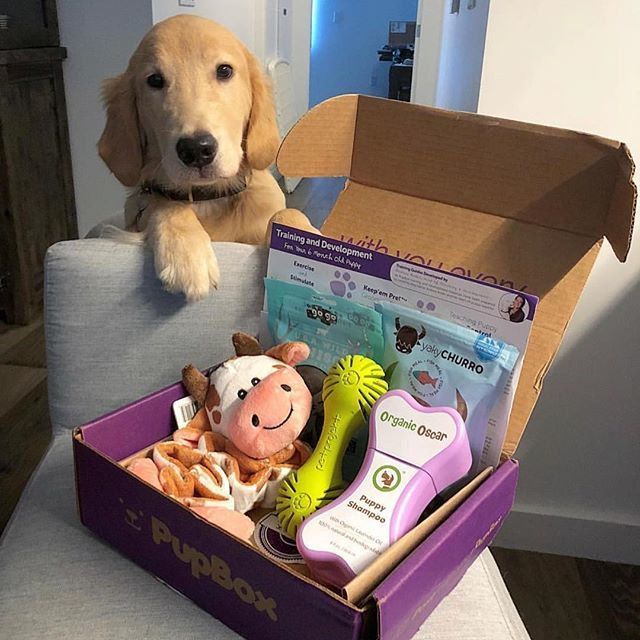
(376, 302, 519, 473)
(265, 279, 384, 372)
(265, 279, 385, 481)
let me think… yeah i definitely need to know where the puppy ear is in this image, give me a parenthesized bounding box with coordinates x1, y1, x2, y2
(98, 74, 144, 186)
(244, 52, 280, 170)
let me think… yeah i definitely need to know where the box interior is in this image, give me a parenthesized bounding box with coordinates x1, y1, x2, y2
(78, 379, 496, 606)
(277, 94, 636, 457)
(76, 385, 368, 609)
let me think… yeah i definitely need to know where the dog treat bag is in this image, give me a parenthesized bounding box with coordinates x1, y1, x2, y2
(265, 278, 386, 480)
(265, 278, 384, 373)
(376, 302, 519, 473)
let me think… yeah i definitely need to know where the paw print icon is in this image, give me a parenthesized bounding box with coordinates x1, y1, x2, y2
(330, 271, 356, 299)
(417, 299, 436, 312)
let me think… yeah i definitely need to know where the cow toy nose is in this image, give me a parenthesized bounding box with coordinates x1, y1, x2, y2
(176, 132, 217, 168)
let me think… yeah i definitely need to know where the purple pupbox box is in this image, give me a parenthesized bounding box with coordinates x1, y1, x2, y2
(73, 379, 518, 640)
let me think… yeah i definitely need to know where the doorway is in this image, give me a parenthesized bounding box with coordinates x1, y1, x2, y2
(411, 0, 490, 111)
(307, 0, 490, 112)
(309, 0, 419, 107)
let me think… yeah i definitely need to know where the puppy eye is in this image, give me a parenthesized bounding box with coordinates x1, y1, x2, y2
(146, 73, 165, 89)
(216, 64, 233, 80)
(251, 378, 260, 386)
(237, 389, 247, 400)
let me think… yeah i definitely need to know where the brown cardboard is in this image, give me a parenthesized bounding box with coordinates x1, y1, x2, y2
(277, 95, 636, 455)
(69, 95, 614, 640)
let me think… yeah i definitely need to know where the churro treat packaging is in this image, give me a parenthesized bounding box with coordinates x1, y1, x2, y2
(377, 302, 519, 472)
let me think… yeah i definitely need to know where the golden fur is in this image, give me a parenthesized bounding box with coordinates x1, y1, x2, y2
(98, 15, 314, 300)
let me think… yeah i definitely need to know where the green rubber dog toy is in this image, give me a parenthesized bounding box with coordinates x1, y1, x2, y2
(276, 355, 388, 538)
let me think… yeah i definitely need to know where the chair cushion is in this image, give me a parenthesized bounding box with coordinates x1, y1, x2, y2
(0, 434, 529, 639)
(44, 240, 267, 434)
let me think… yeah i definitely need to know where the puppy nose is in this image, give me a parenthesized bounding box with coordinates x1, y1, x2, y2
(176, 132, 217, 168)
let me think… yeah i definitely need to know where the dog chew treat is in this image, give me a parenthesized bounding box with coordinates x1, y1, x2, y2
(276, 355, 388, 538)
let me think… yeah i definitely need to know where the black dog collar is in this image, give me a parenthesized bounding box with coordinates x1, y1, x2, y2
(140, 177, 247, 202)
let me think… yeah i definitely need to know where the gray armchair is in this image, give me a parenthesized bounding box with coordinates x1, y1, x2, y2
(0, 239, 529, 639)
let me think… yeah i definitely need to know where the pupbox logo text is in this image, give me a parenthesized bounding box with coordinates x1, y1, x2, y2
(117, 497, 278, 622)
(151, 516, 278, 621)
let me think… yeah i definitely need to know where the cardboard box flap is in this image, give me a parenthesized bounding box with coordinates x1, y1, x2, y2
(605, 142, 637, 261)
(278, 95, 636, 261)
(277, 94, 358, 178)
(277, 95, 636, 455)
(321, 181, 603, 455)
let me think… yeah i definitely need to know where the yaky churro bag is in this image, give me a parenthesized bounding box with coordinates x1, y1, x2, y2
(377, 302, 519, 473)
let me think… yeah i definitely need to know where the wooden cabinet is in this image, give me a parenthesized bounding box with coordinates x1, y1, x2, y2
(0, 0, 59, 50)
(0, 1, 77, 324)
(0, 46, 77, 324)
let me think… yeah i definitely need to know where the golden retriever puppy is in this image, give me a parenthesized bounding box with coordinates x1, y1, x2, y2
(98, 15, 314, 301)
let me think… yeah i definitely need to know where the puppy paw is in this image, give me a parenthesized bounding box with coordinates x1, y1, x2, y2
(154, 233, 220, 301)
(266, 208, 320, 244)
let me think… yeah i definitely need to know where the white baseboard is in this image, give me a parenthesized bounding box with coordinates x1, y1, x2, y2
(492, 506, 640, 565)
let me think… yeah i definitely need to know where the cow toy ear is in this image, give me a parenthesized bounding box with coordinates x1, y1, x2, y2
(232, 332, 263, 357)
(182, 364, 208, 406)
(265, 342, 310, 367)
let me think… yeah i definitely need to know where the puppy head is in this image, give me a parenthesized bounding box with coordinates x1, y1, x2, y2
(98, 15, 280, 188)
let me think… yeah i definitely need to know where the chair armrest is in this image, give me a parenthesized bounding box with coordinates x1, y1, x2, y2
(44, 239, 267, 433)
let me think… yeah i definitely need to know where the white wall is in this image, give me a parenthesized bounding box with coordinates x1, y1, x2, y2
(310, 0, 419, 106)
(255, 0, 279, 62)
(410, 0, 443, 107)
(412, 0, 489, 111)
(278, 0, 312, 120)
(479, 0, 640, 564)
(58, 0, 152, 236)
(436, 0, 489, 111)
(151, 1, 258, 49)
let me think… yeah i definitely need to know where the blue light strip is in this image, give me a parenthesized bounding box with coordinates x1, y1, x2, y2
(311, 0, 321, 52)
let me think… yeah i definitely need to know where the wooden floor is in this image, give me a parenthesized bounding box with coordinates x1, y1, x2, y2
(493, 548, 640, 640)
(0, 317, 51, 532)
(0, 178, 638, 639)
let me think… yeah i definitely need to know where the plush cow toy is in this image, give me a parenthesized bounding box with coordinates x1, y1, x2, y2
(175, 333, 313, 515)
